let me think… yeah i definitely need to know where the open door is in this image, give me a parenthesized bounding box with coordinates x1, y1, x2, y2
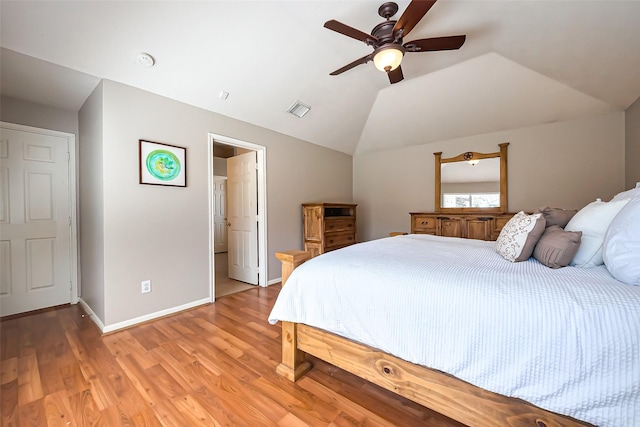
(226, 151, 258, 285)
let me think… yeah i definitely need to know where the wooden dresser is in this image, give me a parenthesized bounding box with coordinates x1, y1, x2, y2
(303, 203, 357, 258)
(410, 212, 515, 241)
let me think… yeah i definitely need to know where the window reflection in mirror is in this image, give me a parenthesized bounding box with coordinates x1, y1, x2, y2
(440, 158, 500, 208)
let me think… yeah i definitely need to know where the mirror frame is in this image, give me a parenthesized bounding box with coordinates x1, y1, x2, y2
(434, 142, 509, 213)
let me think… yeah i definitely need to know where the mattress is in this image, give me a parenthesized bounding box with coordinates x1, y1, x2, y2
(268, 234, 640, 427)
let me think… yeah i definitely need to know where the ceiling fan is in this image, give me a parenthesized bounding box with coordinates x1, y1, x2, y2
(324, 0, 466, 84)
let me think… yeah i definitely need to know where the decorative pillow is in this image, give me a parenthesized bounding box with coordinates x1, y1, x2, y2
(533, 206, 578, 228)
(533, 226, 582, 269)
(564, 198, 630, 268)
(602, 195, 640, 285)
(495, 211, 546, 262)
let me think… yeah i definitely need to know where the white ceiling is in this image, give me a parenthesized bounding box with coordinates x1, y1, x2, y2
(1, 1, 639, 156)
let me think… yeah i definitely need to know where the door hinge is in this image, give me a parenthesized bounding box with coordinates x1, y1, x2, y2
(67, 152, 71, 161)
(68, 216, 72, 226)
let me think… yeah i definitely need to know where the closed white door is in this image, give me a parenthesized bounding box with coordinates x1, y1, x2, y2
(213, 176, 228, 253)
(0, 125, 74, 316)
(226, 152, 258, 285)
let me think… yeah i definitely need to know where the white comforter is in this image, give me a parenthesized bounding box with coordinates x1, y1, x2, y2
(268, 234, 640, 427)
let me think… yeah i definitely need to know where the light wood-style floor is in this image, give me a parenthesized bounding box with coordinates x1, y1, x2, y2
(0, 285, 464, 426)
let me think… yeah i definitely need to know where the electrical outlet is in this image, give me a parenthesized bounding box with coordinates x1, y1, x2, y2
(141, 280, 151, 294)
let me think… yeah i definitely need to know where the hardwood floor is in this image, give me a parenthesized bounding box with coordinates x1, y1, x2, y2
(0, 285, 465, 426)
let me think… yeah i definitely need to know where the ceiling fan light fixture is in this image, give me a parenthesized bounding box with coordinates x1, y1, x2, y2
(373, 44, 405, 72)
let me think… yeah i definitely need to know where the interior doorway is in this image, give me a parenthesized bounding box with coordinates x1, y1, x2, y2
(208, 133, 267, 301)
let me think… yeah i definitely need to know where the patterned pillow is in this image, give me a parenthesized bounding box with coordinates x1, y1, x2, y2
(495, 211, 546, 262)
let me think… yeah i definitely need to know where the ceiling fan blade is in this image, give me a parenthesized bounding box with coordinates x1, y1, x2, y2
(393, 0, 437, 39)
(330, 54, 373, 76)
(324, 20, 378, 45)
(404, 35, 466, 52)
(388, 66, 404, 84)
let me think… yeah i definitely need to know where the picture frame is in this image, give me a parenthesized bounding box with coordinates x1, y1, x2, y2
(139, 139, 187, 187)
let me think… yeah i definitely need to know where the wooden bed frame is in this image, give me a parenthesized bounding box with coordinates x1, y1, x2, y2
(275, 250, 593, 427)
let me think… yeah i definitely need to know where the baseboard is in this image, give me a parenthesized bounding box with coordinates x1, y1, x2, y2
(268, 277, 282, 286)
(79, 297, 211, 334)
(77, 298, 105, 332)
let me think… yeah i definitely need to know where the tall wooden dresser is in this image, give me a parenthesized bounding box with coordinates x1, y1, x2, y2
(302, 203, 357, 258)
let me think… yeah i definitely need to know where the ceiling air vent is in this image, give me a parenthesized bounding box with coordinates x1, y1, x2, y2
(286, 100, 311, 118)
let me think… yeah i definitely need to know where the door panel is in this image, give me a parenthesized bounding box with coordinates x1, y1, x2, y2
(226, 152, 258, 285)
(0, 126, 72, 316)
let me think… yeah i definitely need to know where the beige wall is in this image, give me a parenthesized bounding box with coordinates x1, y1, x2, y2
(78, 82, 106, 321)
(82, 79, 352, 327)
(626, 97, 640, 188)
(353, 112, 626, 241)
(0, 95, 78, 135)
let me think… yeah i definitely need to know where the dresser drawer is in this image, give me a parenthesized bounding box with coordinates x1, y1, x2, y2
(324, 231, 356, 249)
(412, 215, 437, 233)
(325, 218, 356, 233)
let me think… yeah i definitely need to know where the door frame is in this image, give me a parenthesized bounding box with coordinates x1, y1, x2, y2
(0, 121, 79, 308)
(207, 133, 268, 301)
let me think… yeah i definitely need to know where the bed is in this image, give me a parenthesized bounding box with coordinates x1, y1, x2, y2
(268, 234, 640, 427)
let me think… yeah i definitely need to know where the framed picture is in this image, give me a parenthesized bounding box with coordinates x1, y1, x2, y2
(139, 139, 187, 187)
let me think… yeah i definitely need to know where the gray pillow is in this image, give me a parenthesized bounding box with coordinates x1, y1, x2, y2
(533, 225, 582, 269)
(534, 206, 578, 228)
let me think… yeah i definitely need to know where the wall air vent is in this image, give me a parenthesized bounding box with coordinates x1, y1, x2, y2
(286, 100, 311, 118)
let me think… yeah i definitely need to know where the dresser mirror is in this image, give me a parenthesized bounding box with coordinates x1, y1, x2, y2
(434, 143, 509, 213)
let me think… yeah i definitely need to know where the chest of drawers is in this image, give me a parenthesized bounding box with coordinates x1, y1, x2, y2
(303, 203, 357, 258)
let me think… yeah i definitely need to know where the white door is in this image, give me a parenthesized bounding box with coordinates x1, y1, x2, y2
(213, 176, 228, 253)
(0, 124, 74, 316)
(226, 152, 258, 285)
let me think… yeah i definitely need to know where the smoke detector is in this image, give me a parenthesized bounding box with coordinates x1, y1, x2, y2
(136, 52, 155, 67)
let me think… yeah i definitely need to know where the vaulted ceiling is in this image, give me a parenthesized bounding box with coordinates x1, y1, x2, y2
(1, 1, 639, 155)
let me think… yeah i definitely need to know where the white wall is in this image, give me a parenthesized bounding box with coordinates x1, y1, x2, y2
(626, 97, 640, 188)
(82, 79, 352, 327)
(78, 82, 106, 322)
(353, 112, 626, 241)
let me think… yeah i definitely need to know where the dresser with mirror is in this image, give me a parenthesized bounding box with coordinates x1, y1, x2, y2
(410, 143, 515, 241)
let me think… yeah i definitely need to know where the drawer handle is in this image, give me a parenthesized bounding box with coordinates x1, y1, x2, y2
(421, 221, 429, 225)
(348, 237, 353, 241)
(348, 223, 353, 228)
(329, 239, 333, 244)
(329, 225, 334, 229)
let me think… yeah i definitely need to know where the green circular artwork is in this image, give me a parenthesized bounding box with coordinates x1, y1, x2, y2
(146, 149, 181, 181)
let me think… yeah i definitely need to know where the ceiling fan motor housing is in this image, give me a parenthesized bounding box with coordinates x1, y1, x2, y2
(372, 20, 400, 46)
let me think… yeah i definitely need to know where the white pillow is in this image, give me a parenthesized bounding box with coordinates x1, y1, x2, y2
(565, 198, 630, 268)
(610, 186, 640, 201)
(495, 211, 546, 262)
(603, 196, 640, 285)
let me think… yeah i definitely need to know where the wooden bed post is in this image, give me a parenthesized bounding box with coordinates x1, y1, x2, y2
(275, 251, 312, 381)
